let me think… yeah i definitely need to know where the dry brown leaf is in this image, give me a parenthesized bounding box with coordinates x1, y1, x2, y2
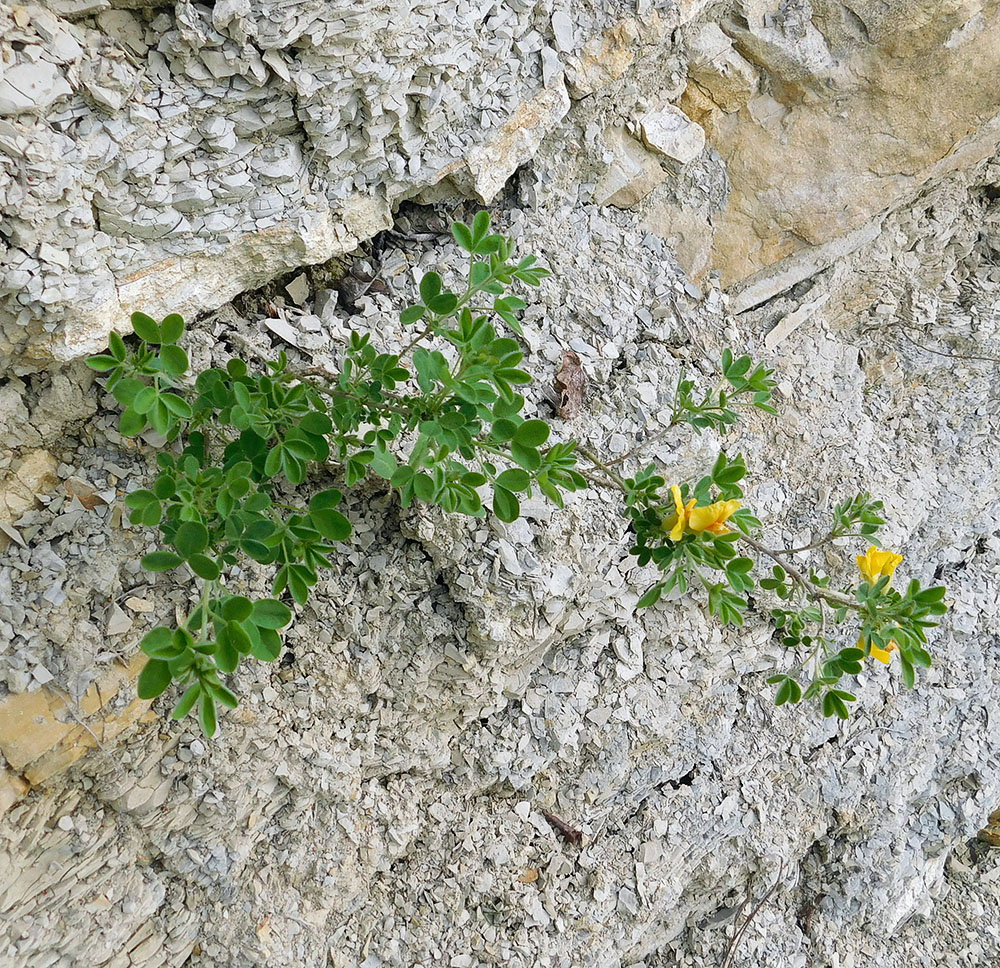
(554, 349, 587, 419)
(517, 868, 539, 884)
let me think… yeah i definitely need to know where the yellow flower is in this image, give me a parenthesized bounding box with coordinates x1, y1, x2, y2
(662, 486, 742, 541)
(664, 484, 696, 541)
(688, 498, 743, 535)
(856, 545, 903, 585)
(859, 634, 896, 664)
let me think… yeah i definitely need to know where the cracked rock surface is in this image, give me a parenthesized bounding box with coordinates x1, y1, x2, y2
(1, 2, 999, 967)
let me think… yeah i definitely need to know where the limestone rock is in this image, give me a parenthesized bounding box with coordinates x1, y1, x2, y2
(454, 79, 571, 203)
(593, 126, 666, 208)
(0, 62, 72, 116)
(698, 0, 1000, 289)
(638, 104, 705, 165)
(685, 23, 759, 113)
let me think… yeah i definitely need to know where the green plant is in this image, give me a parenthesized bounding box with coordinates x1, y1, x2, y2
(88, 212, 947, 736)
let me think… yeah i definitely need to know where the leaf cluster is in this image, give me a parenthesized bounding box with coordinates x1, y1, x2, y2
(89, 215, 585, 735)
(830, 492, 885, 542)
(629, 450, 759, 621)
(672, 349, 777, 434)
(766, 573, 947, 719)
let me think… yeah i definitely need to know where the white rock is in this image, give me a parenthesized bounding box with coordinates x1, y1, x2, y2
(638, 105, 705, 165)
(0, 63, 72, 116)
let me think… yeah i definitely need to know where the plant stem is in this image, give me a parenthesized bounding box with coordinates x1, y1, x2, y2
(737, 532, 859, 611)
(577, 445, 629, 490)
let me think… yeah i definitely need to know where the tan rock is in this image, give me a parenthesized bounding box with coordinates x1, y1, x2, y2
(593, 126, 667, 209)
(566, 17, 644, 98)
(641, 203, 714, 282)
(566, 14, 672, 100)
(0, 654, 147, 782)
(458, 79, 571, 203)
(0, 771, 30, 818)
(693, 0, 1000, 290)
(0, 689, 75, 773)
(0, 449, 58, 553)
(685, 23, 759, 113)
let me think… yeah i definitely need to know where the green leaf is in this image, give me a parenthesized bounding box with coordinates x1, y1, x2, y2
(149, 399, 170, 436)
(252, 599, 293, 629)
(251, 627, 282, 661)
(822, 692, 850, 719)
(216, 637, 239, 673)
(174, 521, 210, 557)
(133, 385, 158, 415)
(514, 419, 549, 448)
(493, 486, 519, 522)
(227, 620, 253, 655)
(452, 221, 474, 251)
(140, 627, 176, 659)
(510, 441, 541, 471)
(172, 682, 201, 719)
(472, 211, 490, 244)
(427, 292, 458, 315)
(160, 345, 189, 376)
(188, 554, 221, 580)
(413, 472, 435, 501)
(208, 681, 239, 709)
(109, 330, 127, 362)
(160, 313, 185, 344)
(496, 468, 530, 492)
(900, 657, 916, 689)
(160, 392, 192, 419)
(369, 444, 398, 480)
(131, 312, 161, 344)
(142, 551, 184, 572)
(310, 507, 352, 541)
(86, 354, 120, 371)
(419, 272, 442, 304)
(300, 411, 333, 435)
(125, 489, 157, 509)
(264, 446, 283, 477)
(221, 596, 254, 622)
(400, 304, 427, 327)
(492, 418, 518, 442)
(636, 583, 664, 608)
(199, 691, 217, 737)
(137, 659, 172, 699)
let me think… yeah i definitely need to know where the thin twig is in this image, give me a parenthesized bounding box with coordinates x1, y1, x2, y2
(720, 861, 785, 968)
(602, 419, 679, 467)
(576, 445, 629, 490)
(737, 533, 858, 611)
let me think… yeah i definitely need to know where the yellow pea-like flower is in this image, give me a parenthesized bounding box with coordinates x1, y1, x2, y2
(856, 545, 903, 585)
(662, 486, 741, 541)
(859, 634, 896, 664)
(687, 498, 743, 535)
(664, 484, 696, 541)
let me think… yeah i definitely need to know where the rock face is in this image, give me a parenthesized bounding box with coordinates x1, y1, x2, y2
(3, 0, 998, 368)
(1, 2, 1000, 968)
(682, 0, 1000, 294)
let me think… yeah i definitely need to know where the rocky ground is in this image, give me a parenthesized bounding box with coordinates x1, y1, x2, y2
(1, 1, 1000, 966)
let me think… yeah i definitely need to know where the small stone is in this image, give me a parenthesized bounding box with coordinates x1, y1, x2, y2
(57, 815, 74, 831)
(313, 289, 338, 319)
(107, 604, 132, 635)
(32, 665, 54, 685)
(285, 273, 309, 306)
(124, 596, 155, 613)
